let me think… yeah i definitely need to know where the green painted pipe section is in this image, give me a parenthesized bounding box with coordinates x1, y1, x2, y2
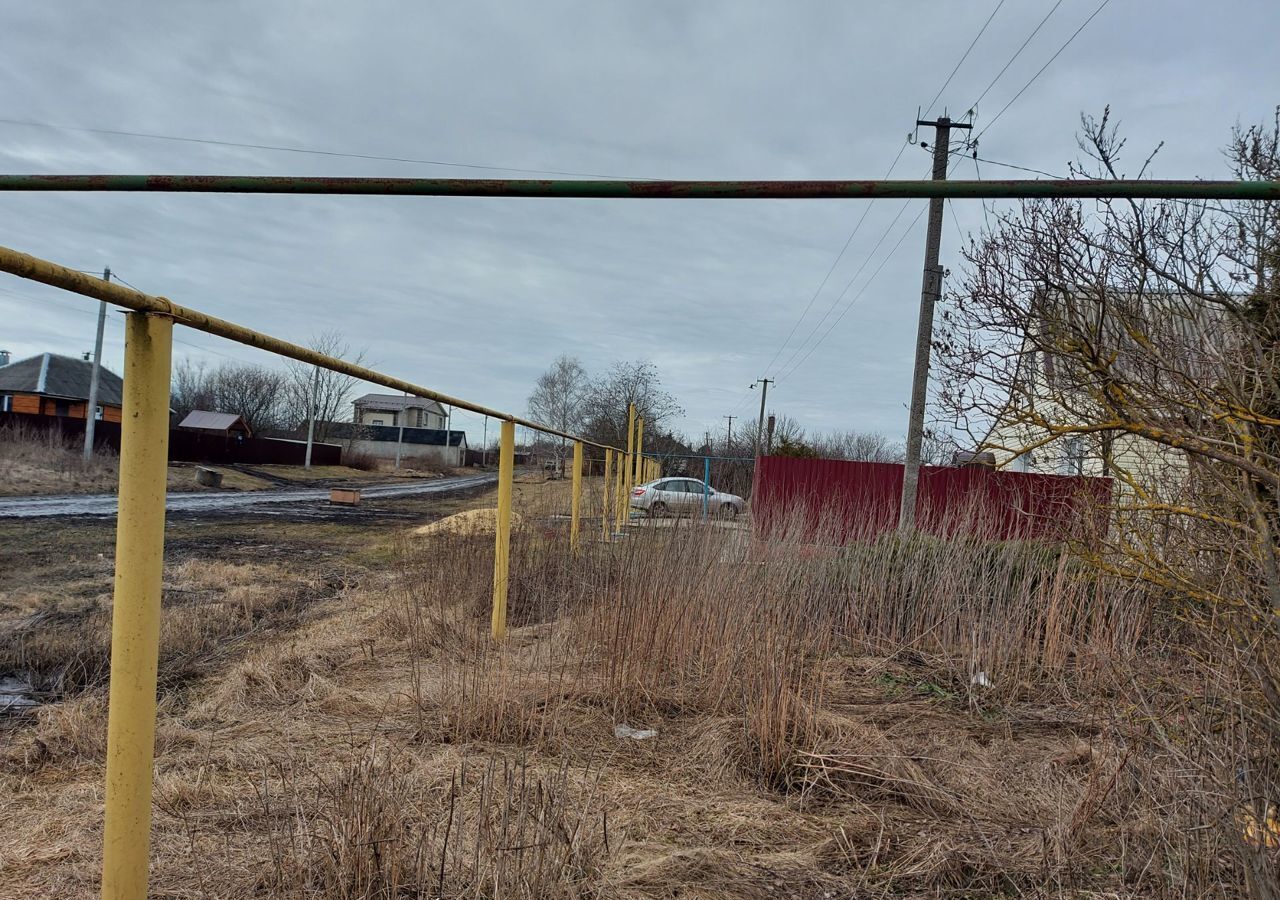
(0, 174, 1277, 200)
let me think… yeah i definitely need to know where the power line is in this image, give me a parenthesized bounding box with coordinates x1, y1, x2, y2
(778, 204, 929, 384)
(965, 0, 1066, 114)
(0, 116, 655, 181)
(770, 157, 935, 381)
(761, 0, 1112, 390)
(974, 0, 1114, 141)
(950, 150, 1064, 179)
(758, 141, 910, 380)
(775, 144, 977, 384)
(756, 5, 1007, 387)
(921, 0, 1008, 119)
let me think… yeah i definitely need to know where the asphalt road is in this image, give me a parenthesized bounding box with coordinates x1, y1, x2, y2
(0, 473, 497, 519)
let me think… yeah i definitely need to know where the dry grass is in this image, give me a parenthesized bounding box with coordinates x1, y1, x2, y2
(0, 422, 278, 495)
(0, 422, 117, 495)
(0, 476, 1274, 898)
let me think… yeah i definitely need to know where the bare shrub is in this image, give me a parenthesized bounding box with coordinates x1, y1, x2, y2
(342, 448, 381, 471)
(257, 743, 609, 899)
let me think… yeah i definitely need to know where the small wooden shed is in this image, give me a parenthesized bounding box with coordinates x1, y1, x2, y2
(177, 411, 253, 438)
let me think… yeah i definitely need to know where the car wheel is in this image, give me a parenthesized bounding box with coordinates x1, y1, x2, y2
(720, 504, 739, 520)
(650, 501, 667, 518)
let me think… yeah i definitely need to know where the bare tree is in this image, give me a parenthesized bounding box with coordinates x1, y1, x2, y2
(527, 354, 588, 474)
(170, 358, 287, 433)
(209, 363, 289, 434)
(810, 429, 903, 463)
(934, 107, 1280, 892)
(170, 359, 214, 422)
(580, 360, 683, 449)
(286, 331, 368, 443)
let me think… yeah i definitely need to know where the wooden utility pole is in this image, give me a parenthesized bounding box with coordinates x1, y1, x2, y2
(899, 115, 970, 531)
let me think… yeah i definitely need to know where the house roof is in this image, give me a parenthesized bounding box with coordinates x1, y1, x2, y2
(178, 411, 252, 434)
(353, 393, 446, 414)
(0, 353, 124, 406)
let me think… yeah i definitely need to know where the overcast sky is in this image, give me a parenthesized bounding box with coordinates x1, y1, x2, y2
(2, 1, 1276, 447)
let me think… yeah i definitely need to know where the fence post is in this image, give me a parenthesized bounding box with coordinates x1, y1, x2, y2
(491, 419, 515, 640)
(101, 312, 173, 900)
(601, 448, 612, 543)
(570, 440, 583, 553)
(703, 455, 710, 519)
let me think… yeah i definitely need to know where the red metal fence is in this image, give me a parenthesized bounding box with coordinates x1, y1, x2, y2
(752, 456, 1111, 543)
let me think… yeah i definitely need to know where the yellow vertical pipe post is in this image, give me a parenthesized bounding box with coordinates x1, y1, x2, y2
(635, 417, 645, 484)
(570, 440, 583, 553)
(625, 404, 636, 483)
(491, 419, 515, 640)
(621, 403, 636, 528)
(615, 443, 626, 531)
(101, 312, 173, 900)
(602, 448, 612, 542)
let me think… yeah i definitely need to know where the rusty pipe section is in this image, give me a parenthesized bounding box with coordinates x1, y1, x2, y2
(0, 174, 1278, 200)
(0, 243, 621, 451)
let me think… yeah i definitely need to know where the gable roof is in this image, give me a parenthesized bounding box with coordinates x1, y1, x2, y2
(353, 393, 446, 414)
(0, 353, 124, 406)
(178, 411, 252, 434)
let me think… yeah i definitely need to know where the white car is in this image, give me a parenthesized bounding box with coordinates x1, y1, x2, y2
(630, 477, 745, 519)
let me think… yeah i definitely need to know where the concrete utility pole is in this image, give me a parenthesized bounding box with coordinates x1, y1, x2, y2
(899, 115, 970, 531)
(303, 366, 317, 469)
(83, 267, 110, 460)
(750, 378, 774, 457)
(723, 415, 735, 452)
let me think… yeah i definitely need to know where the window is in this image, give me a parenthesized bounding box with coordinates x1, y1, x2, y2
(371, 418, 385, 426)
(1060, 437, 1085, 476)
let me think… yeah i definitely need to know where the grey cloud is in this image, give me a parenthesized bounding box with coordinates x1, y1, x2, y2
(2, 0, 1275, 446)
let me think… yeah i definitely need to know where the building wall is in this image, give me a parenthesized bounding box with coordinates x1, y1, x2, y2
(1, 392, 122, 422)
(346, 438, 463, 467)
(984, 352, 1191, 501)
(357, 408, 445, 429)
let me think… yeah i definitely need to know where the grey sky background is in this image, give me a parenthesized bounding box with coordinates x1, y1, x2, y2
(2, 1, 1276, 447)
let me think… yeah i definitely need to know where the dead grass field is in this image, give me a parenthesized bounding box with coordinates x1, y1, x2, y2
(0, 475, 1274, 898)
(0, 425, 278, 496)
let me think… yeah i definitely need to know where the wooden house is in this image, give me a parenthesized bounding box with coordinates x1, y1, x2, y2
(0, 353, 123, 422)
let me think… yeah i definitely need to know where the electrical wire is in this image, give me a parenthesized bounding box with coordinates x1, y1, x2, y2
(0, 116, 656, 181)
(965, 0, 1066, 114)
(974, 0, 1113, 141)
(757, 140, 911, 382)
(950, 150, 1064, 179)
(775, 146, 976, 385)
(921, 0, 1008, 119)
(777, 203, 929, 384)
(754, 3, 1008, 390)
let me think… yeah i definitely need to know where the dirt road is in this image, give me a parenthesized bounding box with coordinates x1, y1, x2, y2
(0, 472, 496, 519)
